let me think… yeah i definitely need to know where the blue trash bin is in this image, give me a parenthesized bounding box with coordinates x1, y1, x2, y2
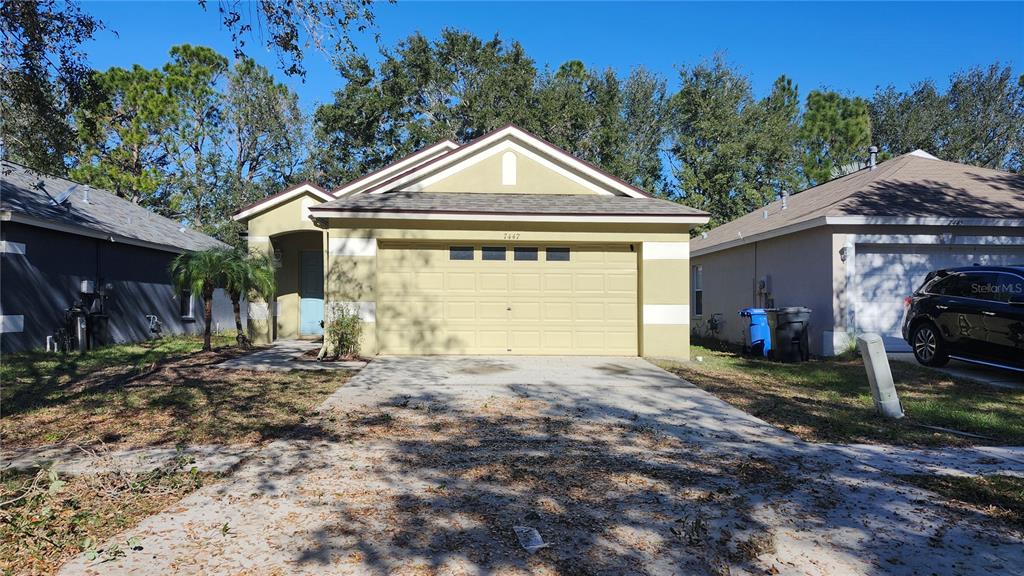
(739, 307, 772, 357)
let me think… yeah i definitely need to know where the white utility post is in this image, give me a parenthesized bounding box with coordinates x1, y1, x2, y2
(857, 333, 904, 419)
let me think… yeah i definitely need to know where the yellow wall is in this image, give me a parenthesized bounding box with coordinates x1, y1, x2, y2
(240, 194, 697, 360)
(244, 192, 326, 344)
(324, 220, 693, 359)
(416, 150, 599, 195)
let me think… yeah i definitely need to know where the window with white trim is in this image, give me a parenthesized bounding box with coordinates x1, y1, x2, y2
(179, 290, 195, 318)
(692, 265, 703, 317)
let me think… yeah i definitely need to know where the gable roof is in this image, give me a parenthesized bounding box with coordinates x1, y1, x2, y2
(232, 181, 334, 221)
(1, 161, 226, 253)
(310, 192, 707, 223)
(333, 139, 459, 197)
(692, 151, 1024, 257)
(359, 124, 653, 198)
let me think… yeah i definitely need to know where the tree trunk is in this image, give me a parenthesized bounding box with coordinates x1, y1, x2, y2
(231, 291, 250, 349)
(203, 283, 214, 351)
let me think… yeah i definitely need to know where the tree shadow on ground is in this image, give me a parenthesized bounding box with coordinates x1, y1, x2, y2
(300, 396, 790, 574)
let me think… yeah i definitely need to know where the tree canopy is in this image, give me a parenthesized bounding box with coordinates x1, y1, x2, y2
(3, 10, 1022, 238)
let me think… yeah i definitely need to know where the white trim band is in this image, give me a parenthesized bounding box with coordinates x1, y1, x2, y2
(249, 302, 271, 320)
(0, 241, 26, 255)
(247, 236, 271, 244)
(333, 301, 376, 322)
(329, 237, 377, 257)
(312, 210, 708, 225)
(643, 242, 689, 260)
(853, 234, 1024, 246)
(643, 304, 690, 325)
(0, 315, 24, 333)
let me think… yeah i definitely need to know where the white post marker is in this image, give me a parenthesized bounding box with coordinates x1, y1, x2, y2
(856, 333, 904, 419)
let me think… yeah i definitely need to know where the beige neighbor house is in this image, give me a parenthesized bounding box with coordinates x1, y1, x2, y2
(233, 125, 709, 359)
(690, 150, 1024, 355)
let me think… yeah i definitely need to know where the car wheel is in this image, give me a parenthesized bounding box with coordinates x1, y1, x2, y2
(911, 322, 949, 367)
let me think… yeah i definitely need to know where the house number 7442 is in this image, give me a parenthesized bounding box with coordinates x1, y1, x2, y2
(503, 232, 521, 240)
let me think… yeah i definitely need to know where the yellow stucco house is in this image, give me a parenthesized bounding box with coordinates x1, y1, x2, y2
(232, 125, 709, 359)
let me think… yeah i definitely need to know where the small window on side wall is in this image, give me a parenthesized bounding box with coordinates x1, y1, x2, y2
(179, 290, 195, 318)
(449, 246, 474, 261)
(482, 246, 506, 261)
(546, 247, 570, 261)
(514, 247, 538, 261)
(692, 265, 703, 317)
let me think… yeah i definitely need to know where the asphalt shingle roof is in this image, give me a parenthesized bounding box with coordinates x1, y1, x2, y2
(312, 192, 708, 217)
(1, 161, 226, 252)
(692, 151, 1024, 254)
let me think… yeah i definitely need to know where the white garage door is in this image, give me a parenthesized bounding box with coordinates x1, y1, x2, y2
(854, 244, 1024, 351)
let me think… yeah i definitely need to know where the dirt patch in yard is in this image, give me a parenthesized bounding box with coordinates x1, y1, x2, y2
(315, 396, 801, 575)
(2, 344, 351, 449)
(1, 460, 216, 575)
(898, 474, 1024, 529)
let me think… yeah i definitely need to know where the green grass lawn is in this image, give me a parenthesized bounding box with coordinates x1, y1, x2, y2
(656, 343, 1024, 446)
(1, 335, 349, 448)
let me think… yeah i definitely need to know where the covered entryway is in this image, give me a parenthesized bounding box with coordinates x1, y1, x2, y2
(854, 243, 1024, 350)
(268, 231, 324, 341)
(376, 242, 638, 355)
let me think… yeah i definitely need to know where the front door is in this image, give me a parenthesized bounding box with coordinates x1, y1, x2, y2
(299, 250, 324, 336)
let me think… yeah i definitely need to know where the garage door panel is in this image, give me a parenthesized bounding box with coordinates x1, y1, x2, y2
(606, 302, 637, 321)
(574, 274, 605, 292)
(377, 242, 637, 355)
(543, 273, 572, 292)
(543, 302, 572, 320)
(511, 273, 541, 291)
(478, 273, 509, 292)
(444, 272, 475, 291)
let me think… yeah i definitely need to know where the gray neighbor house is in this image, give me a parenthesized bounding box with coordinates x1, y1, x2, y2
(0, 161, 238, 353)
(690, 150, 1024, 355)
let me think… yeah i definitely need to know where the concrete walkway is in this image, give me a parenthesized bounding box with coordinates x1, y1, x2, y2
(218, 339, 366, 371)
(889, 352, 1024, 390)
(58, 356, 1024, 576)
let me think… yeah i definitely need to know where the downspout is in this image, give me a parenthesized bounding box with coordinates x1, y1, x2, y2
(843, 238, 856, 347)
(318, 225, 330, 360)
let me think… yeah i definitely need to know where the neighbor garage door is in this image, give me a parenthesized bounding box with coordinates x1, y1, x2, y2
(376, 242, 637, 355)
(854, 243, 1024, 351)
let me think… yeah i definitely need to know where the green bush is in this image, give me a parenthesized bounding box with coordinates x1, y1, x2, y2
(324, 303, 362, 359)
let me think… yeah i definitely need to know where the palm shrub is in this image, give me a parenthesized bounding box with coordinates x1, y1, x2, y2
(322, 302, 362, 360)
(169, 248, 234, 351)
(223, 250, 277, 348)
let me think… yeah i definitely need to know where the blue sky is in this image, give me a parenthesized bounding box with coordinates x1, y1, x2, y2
(84, 1, 1023, 111)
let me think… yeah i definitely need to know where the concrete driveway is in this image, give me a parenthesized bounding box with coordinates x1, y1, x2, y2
(60, 357, 1022, 576)
(889, 352, 1024, 390)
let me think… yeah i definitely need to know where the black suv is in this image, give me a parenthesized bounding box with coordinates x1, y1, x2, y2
(902, 265, 1024, 371)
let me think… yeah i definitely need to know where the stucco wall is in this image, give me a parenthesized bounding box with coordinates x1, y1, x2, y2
(1, 221, 237, 353)
(324, 219, 694, 359)
(416, 149, 599, 195)
(691, 226, 836, 355)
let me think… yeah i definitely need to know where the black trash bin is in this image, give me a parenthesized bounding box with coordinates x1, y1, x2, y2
(774, 307, 811, 362)
(88, 313, 109, 349)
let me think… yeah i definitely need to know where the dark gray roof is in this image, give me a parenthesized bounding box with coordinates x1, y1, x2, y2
(1, 161, 226, 252)
(312, 192, 708, 217)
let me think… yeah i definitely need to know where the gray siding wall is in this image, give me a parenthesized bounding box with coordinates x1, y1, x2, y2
(1, 221, 240, 353)
(691, 227, 838, 356)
